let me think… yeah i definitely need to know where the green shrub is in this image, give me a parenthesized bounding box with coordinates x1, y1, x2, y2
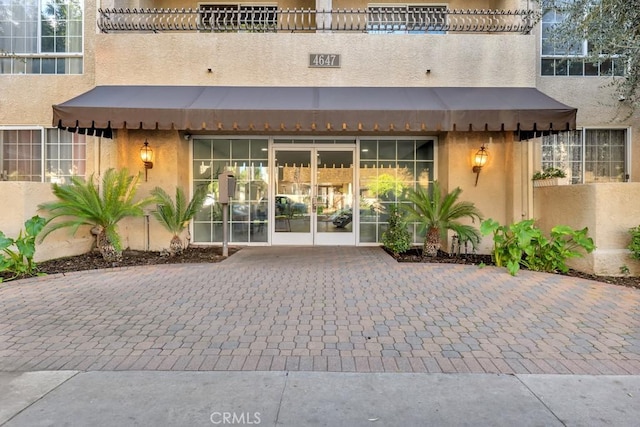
(480, 218, 595, 276)
(382, 204, 412, 255)
(38, 168, 153, 262)
(151, 186, 207, 255)
(629, 226, 640, 260)
(403, 181, 482, 257)
(0, 216, 47, 282)
(532, 167, 566, 180)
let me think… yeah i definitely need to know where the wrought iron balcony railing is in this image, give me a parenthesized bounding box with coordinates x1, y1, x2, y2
(98, 7, 535, 34)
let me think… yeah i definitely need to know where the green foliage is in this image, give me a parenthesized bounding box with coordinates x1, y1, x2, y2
(151, 186, 207, 253)
(538, 0, 640, 110)
(481, 218, 595, 276)
(381, 204, 412, 255)
(403, 181, 483, 257)
(532, 167, 566, 180)
(0, 216, 47, 281)
(368, 173, 408, 200)
(38, 168, 152, 260)
(629, 225, 640, 260)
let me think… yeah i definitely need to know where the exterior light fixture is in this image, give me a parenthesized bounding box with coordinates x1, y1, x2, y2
(472, 144, 488, 186)
(140, 140, 154, 181)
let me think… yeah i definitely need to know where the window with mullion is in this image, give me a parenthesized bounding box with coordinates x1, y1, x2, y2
(45, 128, 85, 184)
(0, 0, 83, 74)
(0, 128, 42, 182)
(542, 129, 628, 184)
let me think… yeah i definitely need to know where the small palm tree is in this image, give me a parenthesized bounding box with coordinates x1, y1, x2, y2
(151, 186, 207, 255)
(403, 181, 483, 257)
(38, 168, 152, 262)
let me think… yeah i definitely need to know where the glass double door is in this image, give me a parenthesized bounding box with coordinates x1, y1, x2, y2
(271, 147, 355, 245)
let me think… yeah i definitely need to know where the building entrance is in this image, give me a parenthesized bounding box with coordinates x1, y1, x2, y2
(271, 146, 356, 245)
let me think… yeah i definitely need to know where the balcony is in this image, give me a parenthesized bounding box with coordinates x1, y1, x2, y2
(98, 7, 535, 34)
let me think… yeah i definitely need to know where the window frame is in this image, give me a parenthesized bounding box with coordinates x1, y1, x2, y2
(0, 126, 44, 182)
(0, 0, 84, 75)
(0, 126, 86, 183)
(540, 2, 625, 77)
(541, 127, 631, 184)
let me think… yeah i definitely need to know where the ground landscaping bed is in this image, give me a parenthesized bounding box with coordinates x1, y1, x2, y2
(2, 246, 638, 290)
(386, 248, 640, 290)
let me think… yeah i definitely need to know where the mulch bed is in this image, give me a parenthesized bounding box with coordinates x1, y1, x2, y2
(2, 246, 638, 290)
(0, 246, 239, 282)
(387, 248, 640, 290)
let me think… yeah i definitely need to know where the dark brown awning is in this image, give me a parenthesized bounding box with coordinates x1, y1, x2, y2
(53, 86, 577, 137)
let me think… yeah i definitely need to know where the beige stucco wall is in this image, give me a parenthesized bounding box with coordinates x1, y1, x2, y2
(438, 132, 531, 254)
(93, 32, 536, 87)
(0, 182, 94, 262)
(114, 130, 193, 252)
(533, 183, 640, 276)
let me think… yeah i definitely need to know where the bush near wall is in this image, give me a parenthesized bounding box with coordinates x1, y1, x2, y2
(481, 218, 595, 276)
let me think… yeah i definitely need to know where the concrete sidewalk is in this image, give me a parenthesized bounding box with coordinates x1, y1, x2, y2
(2, 371, 639, 426)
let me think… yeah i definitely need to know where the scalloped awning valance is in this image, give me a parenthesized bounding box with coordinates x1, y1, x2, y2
(53, 86, 577, 138)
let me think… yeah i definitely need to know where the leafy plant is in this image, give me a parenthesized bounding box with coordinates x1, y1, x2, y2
(629, 226, 640, 260)
(151, 186, 207, 255)
(620, 265, 630, 276)
(403, 181, 483, 257)
(481, 218, 595, 276)
(532, 167, 566, 180)
(38, 168, 153, 262)
(0, 216, 47, 282)
(381, 204, 412, 256)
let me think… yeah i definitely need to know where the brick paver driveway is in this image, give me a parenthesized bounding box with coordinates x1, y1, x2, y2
(1, 247, 638, 374)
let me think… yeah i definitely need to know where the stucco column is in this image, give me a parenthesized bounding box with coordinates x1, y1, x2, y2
(316, 0, 332, 32)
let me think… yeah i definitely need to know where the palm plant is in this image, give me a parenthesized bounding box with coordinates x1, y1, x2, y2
(151, 186, 207, 255)
(403, 181, 483, 257)
(38, 168, 152, 262)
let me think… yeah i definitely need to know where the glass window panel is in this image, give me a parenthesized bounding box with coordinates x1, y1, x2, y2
(193, 223, 212, 242)
(584, 61, 599, 76)
(415, 162, 433, 185)
(0, 0, 84, 74)
(231, 223, 249, 243)
(397, 141, 414, 160)
(231, 139, 250, 159)
(600, 59, 613, 76)
(193, 139, 268, 243)
(541, 60, 555, 77)
(568, 60, 584, 76)
(397, 162, 414, 182)
(416, 141, 433, 160)
(360, 140, 377, 159)
(193, 139, 212, 159)
(212, 140, 231, 159)
(250, 139, 268, 159)
(359, 223, 377, 243)
(554, 59, 568, 76)
(250, 218, 267, 242)
(378, 140, 396, 159)
(613, 58, 626, 76)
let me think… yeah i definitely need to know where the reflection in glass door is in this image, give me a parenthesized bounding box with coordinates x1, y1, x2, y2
(272, 147, 355, 245)
(314, 149, 355, 245)
(272, 150, 313, 244)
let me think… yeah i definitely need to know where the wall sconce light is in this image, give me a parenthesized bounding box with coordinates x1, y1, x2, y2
(472, 144, 488, 186)
(140, 140, 154, 181)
